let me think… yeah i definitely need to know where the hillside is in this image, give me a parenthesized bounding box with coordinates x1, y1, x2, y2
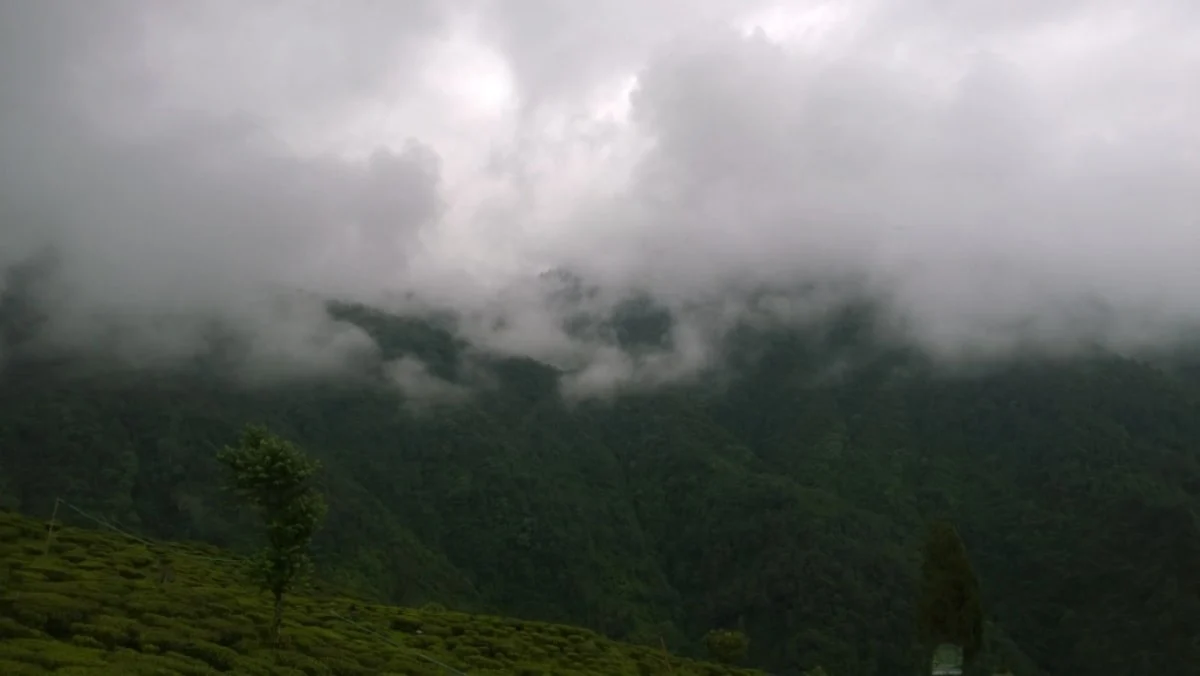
(3, 301, 1200, 674)
(0, 508, 762, 675)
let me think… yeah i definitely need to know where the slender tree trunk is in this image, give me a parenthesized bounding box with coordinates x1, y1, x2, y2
(272, 591, 284, 645)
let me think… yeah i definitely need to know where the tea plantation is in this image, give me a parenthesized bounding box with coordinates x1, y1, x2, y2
(0, 509, 762, 675)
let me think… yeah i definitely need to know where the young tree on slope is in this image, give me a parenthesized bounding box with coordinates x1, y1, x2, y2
(218, 425, 327, 644)
(917, 520, 983, 673)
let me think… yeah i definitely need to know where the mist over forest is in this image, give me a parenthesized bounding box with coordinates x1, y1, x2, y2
(3, 2, 1200, 675)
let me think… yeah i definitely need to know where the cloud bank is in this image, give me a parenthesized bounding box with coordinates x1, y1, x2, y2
(2, 0, 1199, 396)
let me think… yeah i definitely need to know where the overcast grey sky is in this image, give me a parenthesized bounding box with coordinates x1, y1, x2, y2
(1, 0, 1199, 394)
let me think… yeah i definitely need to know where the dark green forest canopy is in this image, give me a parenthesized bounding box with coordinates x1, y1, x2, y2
(3, 297, 1200, 674)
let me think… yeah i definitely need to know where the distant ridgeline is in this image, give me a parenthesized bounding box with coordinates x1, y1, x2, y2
(2, 294, 1200, 674)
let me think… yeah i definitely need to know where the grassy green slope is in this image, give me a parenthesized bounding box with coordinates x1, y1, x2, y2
(0, 509, 761, 676)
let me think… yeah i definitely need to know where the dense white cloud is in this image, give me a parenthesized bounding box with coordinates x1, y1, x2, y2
(2, 0, 1199, 395)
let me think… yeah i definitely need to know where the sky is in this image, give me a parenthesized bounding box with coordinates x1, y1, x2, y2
(1, 0, 1199, 396)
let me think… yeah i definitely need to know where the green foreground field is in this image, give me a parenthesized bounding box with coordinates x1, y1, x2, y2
(0, 509, 761, 676)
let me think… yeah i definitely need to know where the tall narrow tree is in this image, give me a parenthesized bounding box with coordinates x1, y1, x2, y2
(218, 425, 326, 644)
(917, 520, 984, 672)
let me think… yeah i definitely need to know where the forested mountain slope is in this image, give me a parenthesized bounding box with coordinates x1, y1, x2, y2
(3, 300, 1200, 675)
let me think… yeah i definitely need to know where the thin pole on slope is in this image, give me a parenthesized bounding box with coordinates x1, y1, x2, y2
(42, 498, 61, 556)
(659, 636, 675, 674)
